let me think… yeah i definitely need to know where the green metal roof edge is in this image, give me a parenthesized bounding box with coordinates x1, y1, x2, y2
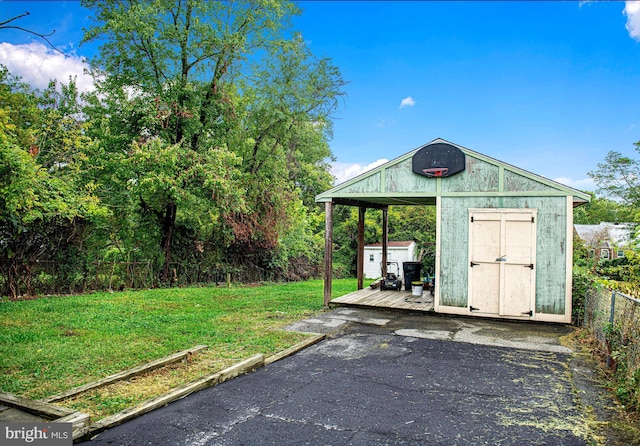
(316, 138, 591, 203)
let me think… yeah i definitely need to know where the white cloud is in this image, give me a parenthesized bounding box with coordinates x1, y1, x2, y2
(399, 96, 416, 108)
(623, 1, 640, 41)
(331, 159, 389, 185)
(0, 42, 94, 93)
(553, 176, 596, 191)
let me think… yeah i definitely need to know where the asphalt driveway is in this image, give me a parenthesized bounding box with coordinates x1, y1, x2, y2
(80, 308, 614, 445)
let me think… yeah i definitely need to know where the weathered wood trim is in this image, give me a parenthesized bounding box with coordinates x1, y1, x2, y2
(331, 198, 388, 210)
(435, 304, 469, 316)
(264, 334, 326, 365)
(381, 207, 388, 278)
(357, 207, 365, 290)
(315, 138, 591, 204)
(45, 345, 208, 403)
(565, 195, 574, 323)
(434, 198, 442, 311)
(88, 354, 265, 436)
(326, 190, 580, 200)
(532, 312, 571, 324)
(323, 201, 334, 307)
(499, 165, 505, 192)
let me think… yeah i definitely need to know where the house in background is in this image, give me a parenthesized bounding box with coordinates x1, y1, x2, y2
(574, 222, 635, 260)
(363, 241, 417, 279)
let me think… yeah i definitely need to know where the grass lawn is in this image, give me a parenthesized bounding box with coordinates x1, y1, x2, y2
(0, 279, 360, 417)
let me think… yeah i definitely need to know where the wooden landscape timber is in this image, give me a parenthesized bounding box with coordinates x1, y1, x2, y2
(44, 345, 209, 403)
(87, 354, 266, 437)
(3, 335, 329, 441)
(264, 333, 326, 365)
(0, 391, 90, 440)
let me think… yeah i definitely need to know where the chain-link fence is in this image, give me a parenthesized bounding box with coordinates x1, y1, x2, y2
(584, 284, 640, 410)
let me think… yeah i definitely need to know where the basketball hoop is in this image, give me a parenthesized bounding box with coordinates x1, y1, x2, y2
(422, 167, 449, 177)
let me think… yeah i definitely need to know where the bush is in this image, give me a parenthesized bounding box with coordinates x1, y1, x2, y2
(572, 265, 595, 325)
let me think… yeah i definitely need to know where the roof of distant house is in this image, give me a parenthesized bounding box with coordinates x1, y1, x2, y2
(574, 222, 635, 246)
(365, 241, 415, 248)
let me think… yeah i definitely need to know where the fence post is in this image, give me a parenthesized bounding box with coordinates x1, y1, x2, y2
(607, 290, 617, 368)
(227, 273, 231, 288)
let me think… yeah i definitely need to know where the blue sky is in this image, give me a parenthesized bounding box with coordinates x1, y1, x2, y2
(2, 1, 640, 192)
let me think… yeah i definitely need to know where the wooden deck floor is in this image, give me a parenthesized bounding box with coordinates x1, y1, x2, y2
(330, 287, 435, 312)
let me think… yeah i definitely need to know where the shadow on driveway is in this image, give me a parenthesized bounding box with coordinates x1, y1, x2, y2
(81, 308, 619, 445)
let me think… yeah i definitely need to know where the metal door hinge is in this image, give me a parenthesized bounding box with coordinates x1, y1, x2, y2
(521, 310, 533, 317)
(470, 261, 479, 267)
(470, 306, 480, 312)
(525, 264, 534, 269)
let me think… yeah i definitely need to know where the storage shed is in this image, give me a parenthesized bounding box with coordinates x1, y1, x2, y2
(317, 138, 590, 323)
(363, 241, 417, 280)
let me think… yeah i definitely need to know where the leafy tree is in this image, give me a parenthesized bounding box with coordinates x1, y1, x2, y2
(0, 68, 103, 298)
(81, 0, 344, 281)
(589, 145, 640, 211)
(573, 193, 636, 225)
(387, 205, 437, 274)
(331, 205, 437, 278)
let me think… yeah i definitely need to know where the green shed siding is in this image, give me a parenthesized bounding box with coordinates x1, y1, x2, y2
(501, 196, 567, 315)
(504, 170, 555, 193)
(385, 158, 438, 194)
(439, 196, 568, 316)
(340, 171, 382, 194)
(439, 196, 503, 308)
(441, 157, 500, 193)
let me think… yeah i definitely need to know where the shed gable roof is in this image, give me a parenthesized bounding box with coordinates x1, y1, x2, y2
(316, 138, 591, 207)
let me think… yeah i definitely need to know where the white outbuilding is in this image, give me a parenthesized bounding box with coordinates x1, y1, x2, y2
(363, 241, 417, 279)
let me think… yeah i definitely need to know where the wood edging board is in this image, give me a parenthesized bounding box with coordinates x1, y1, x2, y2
(0, 391, 90, 440)
(57, 411, 92, 440)
(264, 333, 325, 365)
(0, 391, 74, 418)
(44, 345, 208, 403)
(86, 354, 265, 438)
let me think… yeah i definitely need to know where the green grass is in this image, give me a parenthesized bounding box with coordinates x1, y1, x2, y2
(0, 279, 359, 402)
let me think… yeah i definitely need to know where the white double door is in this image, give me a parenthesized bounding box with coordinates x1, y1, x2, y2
(468, 209, 537, 318)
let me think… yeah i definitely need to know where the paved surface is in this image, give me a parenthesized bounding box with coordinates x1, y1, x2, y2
(81, 308, 615, 445)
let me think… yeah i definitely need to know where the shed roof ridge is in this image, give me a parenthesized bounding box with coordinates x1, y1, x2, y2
(316, 138, 591, 204)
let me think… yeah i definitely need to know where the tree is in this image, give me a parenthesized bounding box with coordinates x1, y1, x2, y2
(0, 68, 103, 298)
(0, 11, 61, 53)
(573, 193, 636, 225)
(81, 0, 344, 281)
(589, 145, 640, 210)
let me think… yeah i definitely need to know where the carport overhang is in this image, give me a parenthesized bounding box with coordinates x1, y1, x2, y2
(316, 138, 591, 310)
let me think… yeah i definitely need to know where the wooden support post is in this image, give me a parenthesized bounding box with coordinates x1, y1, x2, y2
(323, 201, 334, 307)
(357, 206, 365, 290)
(381, 206, 389, 278)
